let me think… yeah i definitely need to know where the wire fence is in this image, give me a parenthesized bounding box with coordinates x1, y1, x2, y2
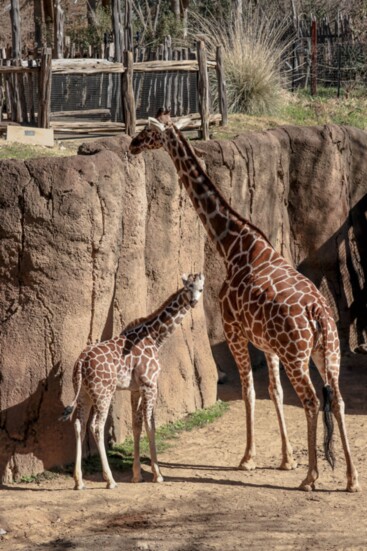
(283, 39, 367, 94)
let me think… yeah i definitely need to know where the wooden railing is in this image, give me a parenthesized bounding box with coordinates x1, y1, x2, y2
(0, 41, 227, 140)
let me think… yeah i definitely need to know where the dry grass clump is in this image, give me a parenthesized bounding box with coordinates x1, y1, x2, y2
(191, 6, 293, 115)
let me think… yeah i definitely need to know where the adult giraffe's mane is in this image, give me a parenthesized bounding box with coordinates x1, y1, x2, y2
(122, 287, 185, 333)
(174, 125, 273, 248)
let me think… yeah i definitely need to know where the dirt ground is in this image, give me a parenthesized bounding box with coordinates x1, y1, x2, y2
(0, 355, 366, 551)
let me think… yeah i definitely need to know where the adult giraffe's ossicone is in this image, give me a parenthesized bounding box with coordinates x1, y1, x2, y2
(129, 109, 361, 493)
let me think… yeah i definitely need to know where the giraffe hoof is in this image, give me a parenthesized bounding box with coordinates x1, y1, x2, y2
(347, 483, 361, 493)
(279, 460, 298, 471)
(299, 481, 315, 492)
(238, 459, 256, 471)
(74, 484, 85, 491)
(106, 482, 117, 489)
(131, 476, 144, 483)
(153, 475, 164, 483)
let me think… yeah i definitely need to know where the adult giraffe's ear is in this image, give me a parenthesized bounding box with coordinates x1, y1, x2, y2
(181, 273, 188, 286)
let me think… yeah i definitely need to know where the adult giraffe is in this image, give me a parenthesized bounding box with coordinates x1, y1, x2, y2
(129, 109, 360, 492)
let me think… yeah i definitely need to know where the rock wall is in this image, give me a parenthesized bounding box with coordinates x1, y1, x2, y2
(1, 124, 366, 481)
(0, 136, 217, 482)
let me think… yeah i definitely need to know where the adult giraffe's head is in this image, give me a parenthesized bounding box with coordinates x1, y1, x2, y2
(129, 108, 190, 155)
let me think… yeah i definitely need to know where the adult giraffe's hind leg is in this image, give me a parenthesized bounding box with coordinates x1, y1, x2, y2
(312, 351, 361, 492)
(223, 322, 256, 470)
(284, 362, 320, 491)
(331, 383, 361, 493)
(265, 353, 297, 470)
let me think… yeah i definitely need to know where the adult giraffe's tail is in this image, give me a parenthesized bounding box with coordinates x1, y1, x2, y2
(59, 359, 83, 422)
(316, 311, 335, 470)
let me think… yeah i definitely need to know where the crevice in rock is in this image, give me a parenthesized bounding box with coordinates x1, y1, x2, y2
(24, 161, 54, 218)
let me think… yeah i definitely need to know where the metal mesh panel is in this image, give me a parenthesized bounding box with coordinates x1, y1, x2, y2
(134, 71, 199, 119)
(50, 73, 122, 121)
(39, 71, 200, 123)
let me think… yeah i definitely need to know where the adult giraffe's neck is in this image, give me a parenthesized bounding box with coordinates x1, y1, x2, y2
(125, 287, 191, 348)
(162, 127, 247, 259)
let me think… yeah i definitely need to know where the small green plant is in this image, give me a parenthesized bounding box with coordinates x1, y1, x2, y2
(19, 471, 59, 484)
(62, 400, 230, 476)
(114, 399, 230, 460)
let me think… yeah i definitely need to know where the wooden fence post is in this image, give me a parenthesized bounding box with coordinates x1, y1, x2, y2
(310, 16, 317, 96)
(122, 50, 135, 136)
(38, 47, 52, 128)
(196, 40, 210, 140)
(216, 45, 228, 126)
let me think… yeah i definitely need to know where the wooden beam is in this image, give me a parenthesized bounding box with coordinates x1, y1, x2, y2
(38, 47, 52, 128)
(122, 49, 136, 136)
(51, 59, 125, 74)
(196, 40, 210, 141)
(134, 60, 216, 72)
(216, 45, 228, 126)
(311, 17, 317, 96)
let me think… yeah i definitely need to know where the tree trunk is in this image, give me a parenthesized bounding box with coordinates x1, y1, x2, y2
(111, 0, 123, 61)
(34, 0, 43, 48)
(10, 0, 21, 58)
(87, 0, 98, 27)
(171, 0, 180, 19)
(53, 0, 64, 59)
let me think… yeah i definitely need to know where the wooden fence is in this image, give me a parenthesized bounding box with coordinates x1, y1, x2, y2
(0, 41, 226, 140)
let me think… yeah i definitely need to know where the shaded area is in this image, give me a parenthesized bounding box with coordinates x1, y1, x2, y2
(298, 193, 367, 353)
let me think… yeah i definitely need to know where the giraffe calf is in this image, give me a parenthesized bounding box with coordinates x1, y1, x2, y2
(61, 273, 205, 490)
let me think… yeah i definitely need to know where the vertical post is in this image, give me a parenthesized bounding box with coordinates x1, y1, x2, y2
(216, 45, 228, 126)
(196, 40, 210, 141)
(10, 0, 21, 59)
(38, 47, 52, 128)
(310, 16, 317, 96)
(53, 0, 64, 59)
(112, 0, 123, 62)
(124, 0, 133, 52)
(337, 43, 341, 98)
(0, 71, 3, 122)
(34, 0, 44, 49)
(122, 50, 135, 136)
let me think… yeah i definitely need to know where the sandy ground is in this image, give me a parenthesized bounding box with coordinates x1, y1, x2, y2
(0, 355, 366, 551)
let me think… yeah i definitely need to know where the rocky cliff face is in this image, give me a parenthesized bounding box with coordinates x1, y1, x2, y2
(0, 136, 217, 482)
(0, 125, 366, 481)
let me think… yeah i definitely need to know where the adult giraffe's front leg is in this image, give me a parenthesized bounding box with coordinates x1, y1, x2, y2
(265, 353, 297, 471)
(223, 320, 256, 470)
